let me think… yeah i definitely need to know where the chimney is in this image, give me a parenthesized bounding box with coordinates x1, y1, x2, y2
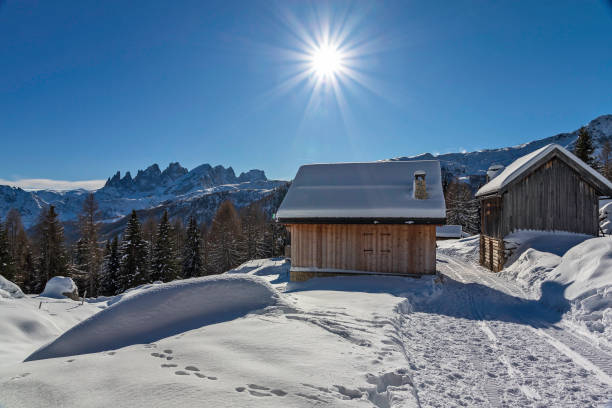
(414, 170, 428, 199)
(486, 164, 505, 182)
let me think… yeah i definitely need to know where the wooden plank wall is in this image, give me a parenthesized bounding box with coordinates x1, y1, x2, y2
(288, 224, 436, 275)
(501, 158, 599, 236)
(479, 234, 505, 272)
(481, 197, 503, 239)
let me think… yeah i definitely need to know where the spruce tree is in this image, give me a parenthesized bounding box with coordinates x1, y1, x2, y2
(574, 127, 595, 166)
(182, 216, 203, 278)
(0, 222, 16, 281)
(119, 210, 149, 292)
(34, 206, 68, 291)
(99, 237, 121, 295)
(151, 210, 178, 282)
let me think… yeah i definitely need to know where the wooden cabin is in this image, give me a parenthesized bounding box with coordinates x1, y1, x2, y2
(476, 143, 612, 272)
(275, 161, 446, 281)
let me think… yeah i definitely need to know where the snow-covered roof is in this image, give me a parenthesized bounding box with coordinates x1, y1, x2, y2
(476, 144, 612, 197)
(436, 225, 463, 238)
(276, 161, 446, 223)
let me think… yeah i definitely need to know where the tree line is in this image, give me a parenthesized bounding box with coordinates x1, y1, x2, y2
(0, 195, 288, 297)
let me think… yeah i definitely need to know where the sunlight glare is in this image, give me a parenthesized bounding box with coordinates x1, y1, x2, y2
(311, 44, 344, 78)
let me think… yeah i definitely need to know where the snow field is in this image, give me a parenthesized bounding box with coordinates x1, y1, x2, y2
(2, 238, 612, 407)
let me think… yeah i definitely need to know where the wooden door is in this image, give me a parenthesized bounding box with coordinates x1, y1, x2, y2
(378, 230, 393, 273)
(362, 230, 376, 271)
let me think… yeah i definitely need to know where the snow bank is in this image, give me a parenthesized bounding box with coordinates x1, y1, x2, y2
(40, 276, 78, 299)
(502, 237, 612, 341)
(26, 274, 282, 361)
(0, 275, 24, 299)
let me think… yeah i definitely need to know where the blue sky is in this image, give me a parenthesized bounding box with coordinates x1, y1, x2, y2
(1, 0, 611, 187)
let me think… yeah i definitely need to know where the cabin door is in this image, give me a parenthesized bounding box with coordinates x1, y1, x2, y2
(361, 227, 393, 273)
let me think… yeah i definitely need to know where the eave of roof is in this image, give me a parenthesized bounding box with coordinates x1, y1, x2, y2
(277, 217, 447, 225)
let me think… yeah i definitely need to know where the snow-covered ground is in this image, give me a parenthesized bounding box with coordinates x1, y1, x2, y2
(2, 239, 612, 407)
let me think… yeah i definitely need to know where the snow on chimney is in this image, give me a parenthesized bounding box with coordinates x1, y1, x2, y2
(414, 170, 428, 199)
(486, 164, 505, 182)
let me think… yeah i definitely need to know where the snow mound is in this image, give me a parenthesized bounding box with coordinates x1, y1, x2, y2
(26, 274, 282, 361)
(0, 275, 24, 299)
(41, 276, 78, 299)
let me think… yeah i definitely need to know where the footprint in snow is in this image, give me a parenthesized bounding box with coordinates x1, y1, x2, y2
(10, 373, 30, 381)
(249, 390, 272, 397)
(175, 371, 190, 376)
(161, 363, 177, 368)
(65, 359, 75, 363)
(107, 351, 116, 356)
(185, 366, 199, 371)
(248, 384, 270, 390)
(164, 349, 173, 354)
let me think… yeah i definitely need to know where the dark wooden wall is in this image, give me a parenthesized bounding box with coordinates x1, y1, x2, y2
(288, 224, 437, 275)
(481, 157, 600, 239)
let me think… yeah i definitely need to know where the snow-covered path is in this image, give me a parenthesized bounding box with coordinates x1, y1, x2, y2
(425, 253, 612, 407)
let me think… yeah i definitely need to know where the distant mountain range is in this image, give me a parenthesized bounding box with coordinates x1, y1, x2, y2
(0, 162, 287, 234)
(390, 114, 612, 190)
(1, 114, 610, 239)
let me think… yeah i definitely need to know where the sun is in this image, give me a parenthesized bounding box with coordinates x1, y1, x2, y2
(310, 43, 344, 78)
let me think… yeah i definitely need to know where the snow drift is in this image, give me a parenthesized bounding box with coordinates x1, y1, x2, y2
(41, 276, 78, 299)
(0, 275, 24, 299)
(501, 236, 612, 341)
(26, 274, 282, 361)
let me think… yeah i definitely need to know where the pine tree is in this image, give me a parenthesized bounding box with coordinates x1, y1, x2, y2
(182, 216, 203, 278)
(151, 210, 178, 282)
(77, 193, 102, 296)
(0, 222, 16, 281)
(34, 206, 68, 291)
(99, 237, 121, 295)
(119, 210, 149, 292)
(574, 127, 595, 166)
(208, 201, 243, 274)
